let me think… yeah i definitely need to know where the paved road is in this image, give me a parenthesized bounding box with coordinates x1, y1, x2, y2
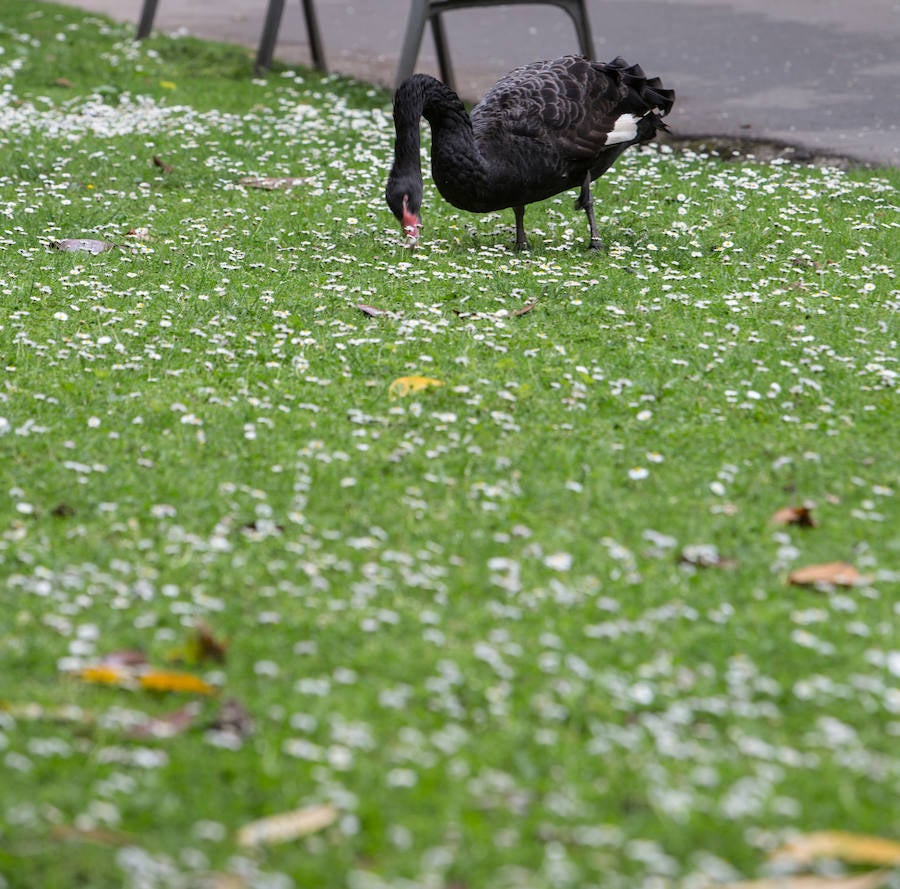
(53, 0, 900, 166)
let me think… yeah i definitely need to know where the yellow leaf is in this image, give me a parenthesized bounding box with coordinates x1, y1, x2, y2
(79, 666, 126, 686)
(236, 804, 338, 847)
(772, 832, 900, 866)
(159, 80, 176, 90)
(388, 375, 443, 399)
(722, 872, 890, 889)
(138, 670, 215, 695)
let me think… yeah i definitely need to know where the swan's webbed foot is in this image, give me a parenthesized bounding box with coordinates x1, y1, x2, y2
(588, 237, 603, 251)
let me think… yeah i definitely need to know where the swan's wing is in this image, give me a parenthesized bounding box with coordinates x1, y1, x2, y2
(471, 55, 673, 162)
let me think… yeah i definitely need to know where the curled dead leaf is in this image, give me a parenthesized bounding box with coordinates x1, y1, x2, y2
(771, 831, 900, 867)
(210, 697, 254, 740)
(239, 176, 313, 190)
(722, 872, 890, 889)
(511, 300, 538, 316)
(236, 804, 338, 847)
(357, 304, 388, 317)
(51, 238, 116, 254)
(127, 703, 201, 739)
(772, 505, 817, 528)
(152, 155, 174, 174)
(788, 562, 863, 588)
(51, 824, 134, 846)
(388, 376, 444, 399)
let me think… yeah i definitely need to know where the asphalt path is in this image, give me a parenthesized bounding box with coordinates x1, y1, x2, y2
(51, 0, 900, 166)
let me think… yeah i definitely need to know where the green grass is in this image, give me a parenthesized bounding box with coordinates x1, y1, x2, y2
(1, 4, 898, 888)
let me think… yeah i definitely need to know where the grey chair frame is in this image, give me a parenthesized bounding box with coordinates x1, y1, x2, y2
(395, 0, 596, 91)
(136, 0, 326, 75)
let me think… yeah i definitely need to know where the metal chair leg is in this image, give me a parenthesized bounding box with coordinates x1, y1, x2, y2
(430, 14, 456, 90)
(136, 0, 159, 39)
(396, 0, 430, 88)
(257, 0, 327, 75)
(395, 0, 596, 93)
(255, 0, 286, 74)
(301, 0, 327, 71)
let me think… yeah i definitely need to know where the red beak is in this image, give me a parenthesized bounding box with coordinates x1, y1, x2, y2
(401, 195, 422, 246)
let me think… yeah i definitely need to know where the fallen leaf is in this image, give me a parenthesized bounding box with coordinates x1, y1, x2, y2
(357, 304, 388, 317)
(54, 77, 75, 88)
(236, 804, 338, 847)
(51, 824, 134, 846)
(139, 670, 216, 695)
(127, 703, 201, 739)
(388, 375, 444, 399)
(772, 831, 900, 866)
(193, 623, 229, 664)
(679, 543, 738, 569)
(772, 505, 817, 528)
(152, 155, 174, 174)
(100, 649, 149, 669)
(79, 665, 127, 686)
(239, 176, 313, 191)
(51, 238, 116, 254)
(722, 872, 890, 889)
(788, 562, 862, 588)
(511, 300, 538, 316)
(210, 698, 254, 739)
(51, 502, 77, 518)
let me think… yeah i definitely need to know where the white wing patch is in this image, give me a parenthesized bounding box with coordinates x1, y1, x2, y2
(605, 113, 640, 145)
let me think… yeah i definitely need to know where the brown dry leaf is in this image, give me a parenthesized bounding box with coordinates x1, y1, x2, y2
(722, 872, 890, 889)
(772, 831, 900, 867)
(51, 824, 134, 846)
(193, 623, 229, 664)
(388, 375, 444, 399)
(127, 703, 201, 739)
(772, 505, 818, 528)
(51, 238, 116, 254)
(236, 804, 339, 847)
(788, 562, 863, 588)
(239, 176, 313, 190)
(511, 300, 538, 317)
(152, 155, 174, 174)
(54, 77, 75, 88)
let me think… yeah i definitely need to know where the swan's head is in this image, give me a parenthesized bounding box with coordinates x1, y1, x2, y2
(386, 176, 423, 248)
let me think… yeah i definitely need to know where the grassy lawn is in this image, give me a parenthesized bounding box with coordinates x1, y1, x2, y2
(1, 4, 898, 888)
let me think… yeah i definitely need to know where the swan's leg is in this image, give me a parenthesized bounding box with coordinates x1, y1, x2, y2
(513, 205, 528, 251)
(576, 176, 603, 250)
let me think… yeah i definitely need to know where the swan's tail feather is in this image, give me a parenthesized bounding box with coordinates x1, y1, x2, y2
(602, 57, 675, 118)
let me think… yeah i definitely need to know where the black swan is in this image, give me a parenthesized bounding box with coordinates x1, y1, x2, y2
(386, 55, 674, 250)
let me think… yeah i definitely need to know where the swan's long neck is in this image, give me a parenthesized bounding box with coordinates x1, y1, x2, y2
(390, 75, 489, 212)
